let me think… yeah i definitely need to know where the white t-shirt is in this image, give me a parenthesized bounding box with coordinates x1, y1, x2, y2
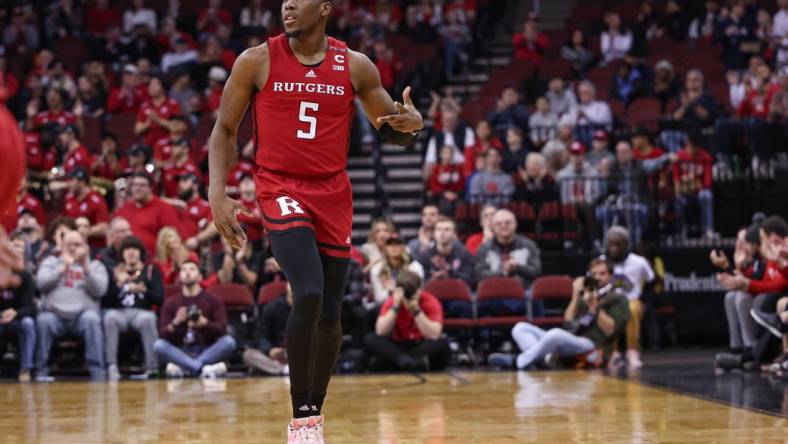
(425, 126, 475, 164)
(774, 9, 788, 39)
(613, 253, 655, 301)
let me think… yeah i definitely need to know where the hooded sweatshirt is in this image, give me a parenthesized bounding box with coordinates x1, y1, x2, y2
(36, 255, 108, 319)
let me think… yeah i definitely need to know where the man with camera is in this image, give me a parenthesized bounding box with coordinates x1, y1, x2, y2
(153, 258, 236, 378)
(488, 257, 630, 370)
(103, 235, 163, 380)
(364, 269, 451, 372)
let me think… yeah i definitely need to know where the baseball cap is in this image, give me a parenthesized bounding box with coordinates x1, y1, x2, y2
(181, 252, 201, 267)
(177, 171, 198, 181)
(569, 141, 586, 155)
(61, 123, 79, 137)
(122, 64, 138, 75)
(592, 130, 608, 140)
(208, 66, 228, 83)
(69, 166, 90, 182)
(173, 137, 191, 148)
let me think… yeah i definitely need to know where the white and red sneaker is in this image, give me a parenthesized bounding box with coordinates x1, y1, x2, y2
(287, 415, 324, 444)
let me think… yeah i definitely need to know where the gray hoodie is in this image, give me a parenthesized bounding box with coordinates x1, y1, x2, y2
(36, 255, 108, 319)
(475, 235, 542, 288)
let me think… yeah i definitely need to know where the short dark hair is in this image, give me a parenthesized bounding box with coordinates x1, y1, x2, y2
(396, 269, 422, 298)
(45, 216, 77, 243)
(589, 257, 613, 274)
(119, 235, 147, 262)
(129, 172, 153, 185)
(762, 215, 788, 238)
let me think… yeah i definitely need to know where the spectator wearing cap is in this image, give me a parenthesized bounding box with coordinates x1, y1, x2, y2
(204, 66, 227, 117)
(135, 77, 183, 148)
(467, 148, 515, 206)
(114, 172, 182, 254)
(161, 36, 199, 75)
(528, 96, 559, 149)
(557, 142, 603, 249)
(586, 130, 614, 176)
(368, 233, 425, 315)
(166, 172, 217, 251)
(673, 133, 715, 238)
(59, 125, 91, 175)
(63, 167, 110, 245)
(154, 259, 236, 378)
(364, 269, 450, 372)
(36, 230, 109, 380)
(123, 144, 155, 179)
(91, 133, 128, 183)
(465, 204, 497, 256)
(26, 88, 78, 132)
(512, 13, 549, 63)
(103, 235, 163, 380)
(600, 11, 633, 65)
(415, 216, 474, 287)
(107, 64, 143, 115)
(487, 86, 530, 142)
(160, 138, 201, 198)
(475, 209, 542, 315)
(153, 115, 190, 165)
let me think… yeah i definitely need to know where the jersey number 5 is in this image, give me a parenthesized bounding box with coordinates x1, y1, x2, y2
(297, 101, 319, 140)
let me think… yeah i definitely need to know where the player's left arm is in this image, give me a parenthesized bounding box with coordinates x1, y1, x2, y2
(349, 50, 423, 145)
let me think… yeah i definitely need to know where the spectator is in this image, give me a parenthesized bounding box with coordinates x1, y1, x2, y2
(736, 64, 780, 121)
(465, 204, 497, 256)
(35, 230, 108, 380)
(160, 139, 201, 198)
(600, 12, 633, 65)
(154, 259, 236, 378)
(91, 133, 127, 182)
(96, 217, 133, 272)
(776, 0, 788, 40)
(610, 61, 645, 106)
(463, 120, 503, 177)
(215, 236, 262, 289)
(673, 133, 715, 239)
(123, 144, 155, 179)
(565, 81, 613, 127)
(629, 1, 658, 57)
(439, 9, 472, 77)
(154, 227, 189, 285)
(85, 0, 121, 36)
(236, 175, 265, 248)
(4, 6, 41, 53)
(169, 75, 201, 122)
(204, 67, 227, 117)
(243, 283, 291, 376)
(123, 0, 156, 34)
(689, 0, 722, 40)
(673, 69, 721, 132)
(728, 57, 764, 110)
(528, 96, 559, 149)
(488, 257, 630, 370)
(545, 77, 578, 118)
(161, 37, 199, 75)
(475, 209, 542, 289)
(364, 269, 450, 371)
(415, 216, 474, 287)
(74, 217, 93, 255)
(103, 236, 162, 380)
(153, 115, 191, 165)
(657, 0, 692, 42)
(107, 64, 143, 115)
(468, 148, 515, 205)
(557, 142, 603, 250)
(360, 217, 396, 269)
(63, 168, 110, 245)
(512, 13, 549, 64)
(36, 216, 77, 265)
(114, 173, 182, 254)
(423, 110, 474, 178)
(428, 145, 465, 216)
(0, 238, 36, 381)
(541, 121, 572, 175)
(239, 0, 274, 35)
(369, 234, 425, 312)
(134, 77, 182, 148)
(170, 173, 216, 250)
(513, 152, 559, 208)
(652, 59, 681, 113)
(604, 226, 655, 369)
(586, 130, 614, 175)
(58, 124, 91, 174)
(75, 76, 105, 118)
(486, 86, 529, 141)
(561, 30, 595, 79)
(197, 0, 233, 36)
(714, 0, 756, 70)
(502, 127, 529, 174)
(407, 205, 440, 259)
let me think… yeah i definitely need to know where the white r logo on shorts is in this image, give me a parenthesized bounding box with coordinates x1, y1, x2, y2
(276, 196, 305, 216)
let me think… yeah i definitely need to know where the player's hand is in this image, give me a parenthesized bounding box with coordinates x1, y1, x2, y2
(210, 194, 253, 250)
(376, 86, 424, 133)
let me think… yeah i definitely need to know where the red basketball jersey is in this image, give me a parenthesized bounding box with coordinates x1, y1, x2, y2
(253, 34, 354, 178)
(0, 105, 25, 222)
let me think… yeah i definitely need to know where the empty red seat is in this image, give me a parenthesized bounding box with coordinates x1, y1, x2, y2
(258, 280, 288, 306)
(424, 278, 474, 328)
(476, 277, 527, 328)
(530, 275, 573, 328)
(207, 283, 254, 308)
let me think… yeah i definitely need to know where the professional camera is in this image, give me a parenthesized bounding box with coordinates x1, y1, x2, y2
(582, 276, 598, 292)
(187, 305, 202, 322)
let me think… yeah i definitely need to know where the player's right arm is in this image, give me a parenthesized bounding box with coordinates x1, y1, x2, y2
(208, 44, 268, 250)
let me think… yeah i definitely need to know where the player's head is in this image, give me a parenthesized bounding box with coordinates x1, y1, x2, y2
(282, 0, 333, 39)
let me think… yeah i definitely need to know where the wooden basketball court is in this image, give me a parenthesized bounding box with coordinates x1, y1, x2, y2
(0, 371, 784, 443)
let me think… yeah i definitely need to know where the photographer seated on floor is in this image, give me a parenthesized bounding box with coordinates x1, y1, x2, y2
(153, 259, 236, 379)
(364, 270, 451, 372)
(488, 257, 630, 370)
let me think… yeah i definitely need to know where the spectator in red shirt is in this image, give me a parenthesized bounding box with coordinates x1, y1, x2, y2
(226, 149, 258, 196)
(85, 0, 122, 36)
(153, 115, 190, 166)
(736, 67, 781, 121)
(364, 270, 450, 372)
(107, 65, 143, 115)
(113, 173, 182, 254)
(463, 120, 503, 177)
(512, 13, 549, 63)
(204, 67, 226, 117)
(63, 167, 110, 244)
(673, 133, 715, 238)
(6, 180, 46, 232)
(122, 144, 156, 184)
(26, 88, 79, 132)
(166, 173, 216, 251)
(372, 41, 401, 92)
(237, 175, 265, 247)
(160, 139, 201, 198)
(197, 0, 233, 36)
(91, 133, 127, 182)
(134, 77, 182, 148)
(24, 130, 57, 174)
(59, 125, 91, 174)
(465, 204, 496, 256)
(428, 145, 465, 216)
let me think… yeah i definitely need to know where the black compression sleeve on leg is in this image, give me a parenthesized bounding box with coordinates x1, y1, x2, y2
(269, 228, 325, 419)
(310, 255, 350, 415)
(376, 122, 418, 146)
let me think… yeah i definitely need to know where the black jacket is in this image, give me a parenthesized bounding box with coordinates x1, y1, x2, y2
(0, 271, 36, 319)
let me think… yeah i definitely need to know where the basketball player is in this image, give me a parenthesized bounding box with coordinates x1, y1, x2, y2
(0, 75, 25, 286)
(208, 0, 423, 441)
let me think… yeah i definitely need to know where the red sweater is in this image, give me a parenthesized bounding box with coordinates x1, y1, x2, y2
(512, 32, 549, 63)
(747, 260, 788, 295)
(429, 163, 465, 195)
(158, 291, 228, 347)
(673, 147, 713, 191)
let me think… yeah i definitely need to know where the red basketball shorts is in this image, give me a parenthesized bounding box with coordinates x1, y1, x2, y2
(255, 168, 353, 259)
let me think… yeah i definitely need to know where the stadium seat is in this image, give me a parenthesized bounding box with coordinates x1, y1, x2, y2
(503, 202, 536, 234)
(258, 280, 288, 306)
(475, 277, 527, 328)
(530, 275, 573, 328)
(208, 283, 256, 348)
(424, 278, 475, 328)
(82, 116, 103, 153)
(208, 283, 255, 308)
(625, 97, 663, 128)
(53, 37, 88, 73)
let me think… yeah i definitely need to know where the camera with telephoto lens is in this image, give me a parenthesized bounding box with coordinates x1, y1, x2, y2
(187, 305, 202, 322)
